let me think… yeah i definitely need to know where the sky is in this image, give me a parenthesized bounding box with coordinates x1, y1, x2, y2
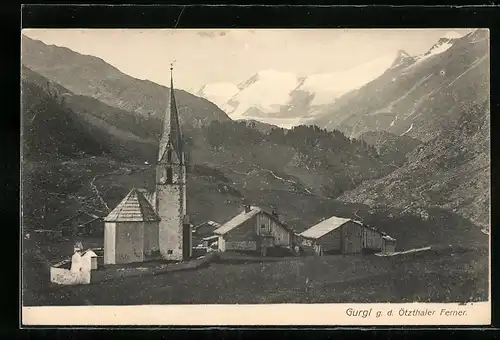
(22, 29, 473, 92)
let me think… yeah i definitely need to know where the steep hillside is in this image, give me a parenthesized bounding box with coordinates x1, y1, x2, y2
(21, 67, 160, 230)
(22, 66, 158, 162)
(359, 131, 421, 167)
(22, 69, 110, 161)
(310, 29, 489, 142)
(195, 122, 390, 199)
(339, 99, 490, 229)
(21, 35, 231, 130)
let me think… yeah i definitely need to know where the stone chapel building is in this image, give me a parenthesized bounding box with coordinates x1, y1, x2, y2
(104, 66, 192, 264)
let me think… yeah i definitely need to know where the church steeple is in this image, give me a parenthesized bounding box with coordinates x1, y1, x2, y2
(154, 63, 190, 261)
(158, 64, 183, 163)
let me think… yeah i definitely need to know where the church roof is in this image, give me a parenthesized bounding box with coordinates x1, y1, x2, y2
(136, 188, 156, 208)
(104, 188, 160, 223)
(158, 67, 184, 162)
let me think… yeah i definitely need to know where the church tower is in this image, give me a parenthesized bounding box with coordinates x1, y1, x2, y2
(156, 65, 190, 261)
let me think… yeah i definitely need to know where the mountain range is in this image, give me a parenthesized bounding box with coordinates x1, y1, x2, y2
(197, 55, 396, 127)
(334, 29, 490, 229)
(196, 31, 475, 129)
(21, 35, 414, 233)
(21, 30, 489, 235)
(21, 35, 231, 133)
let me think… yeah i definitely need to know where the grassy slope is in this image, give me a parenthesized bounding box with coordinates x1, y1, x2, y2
(24, 245, 488, 306)
(23, 153, 488, 304)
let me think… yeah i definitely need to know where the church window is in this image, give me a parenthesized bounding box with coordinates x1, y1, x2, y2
(167, 149, 172, 162)
(166, 167, 173, 184)
(160, 168, 167, 184)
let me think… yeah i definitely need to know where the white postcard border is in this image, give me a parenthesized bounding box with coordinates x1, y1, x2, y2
(22, 302, 491, 326)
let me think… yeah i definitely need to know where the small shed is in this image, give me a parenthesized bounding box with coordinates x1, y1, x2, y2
(381, 235, 397, 253)
(193, 220, 222, 238)
(299, 216, 396, 255)
(213, 205, 294, 256)
(201, 235, 219, 248)
(103, 188, 160, 265)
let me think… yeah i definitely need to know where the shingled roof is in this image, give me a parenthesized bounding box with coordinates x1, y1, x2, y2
(104, 188, 160, 223)
(213, 206, 261, 235)
(158, 67, 184, 163)
(213, 206, 293, 235)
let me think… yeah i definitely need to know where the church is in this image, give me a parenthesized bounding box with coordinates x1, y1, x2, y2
(103, 65, 192, 265)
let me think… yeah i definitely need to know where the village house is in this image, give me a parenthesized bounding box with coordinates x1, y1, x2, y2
(193, 220, 222, 238)
(213, 205, 295, 256)
(103, 188, 161, 265)
(298, 216, 396, 255)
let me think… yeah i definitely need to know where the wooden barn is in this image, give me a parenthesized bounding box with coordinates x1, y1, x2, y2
(298, 216, 396, 255)
(193, 220, 222, 238)
(213, 205, 294, 256)
(103, 188, 161, 265)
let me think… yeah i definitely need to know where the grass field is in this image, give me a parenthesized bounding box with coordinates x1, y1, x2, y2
(23, 244, 488, 306)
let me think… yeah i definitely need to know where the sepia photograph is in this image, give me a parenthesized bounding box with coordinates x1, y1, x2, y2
(20, 28, 490, 325)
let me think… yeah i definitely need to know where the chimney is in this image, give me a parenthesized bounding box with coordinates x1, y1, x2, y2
(244, 205, 251, 213)
(272, 208, 278, 217)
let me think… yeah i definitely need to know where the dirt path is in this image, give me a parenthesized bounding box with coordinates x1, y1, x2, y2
(88, 167, 131, 213)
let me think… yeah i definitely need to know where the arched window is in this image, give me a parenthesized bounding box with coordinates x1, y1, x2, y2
(166, 167, 173, 184)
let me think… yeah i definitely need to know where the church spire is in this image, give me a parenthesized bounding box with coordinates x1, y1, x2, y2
(158, 63, 183, 163)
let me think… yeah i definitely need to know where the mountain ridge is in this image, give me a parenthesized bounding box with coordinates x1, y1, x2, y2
(309, 29, 488, 142)
(21, 35, 232, 129)
(197, 53, 401, 126)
